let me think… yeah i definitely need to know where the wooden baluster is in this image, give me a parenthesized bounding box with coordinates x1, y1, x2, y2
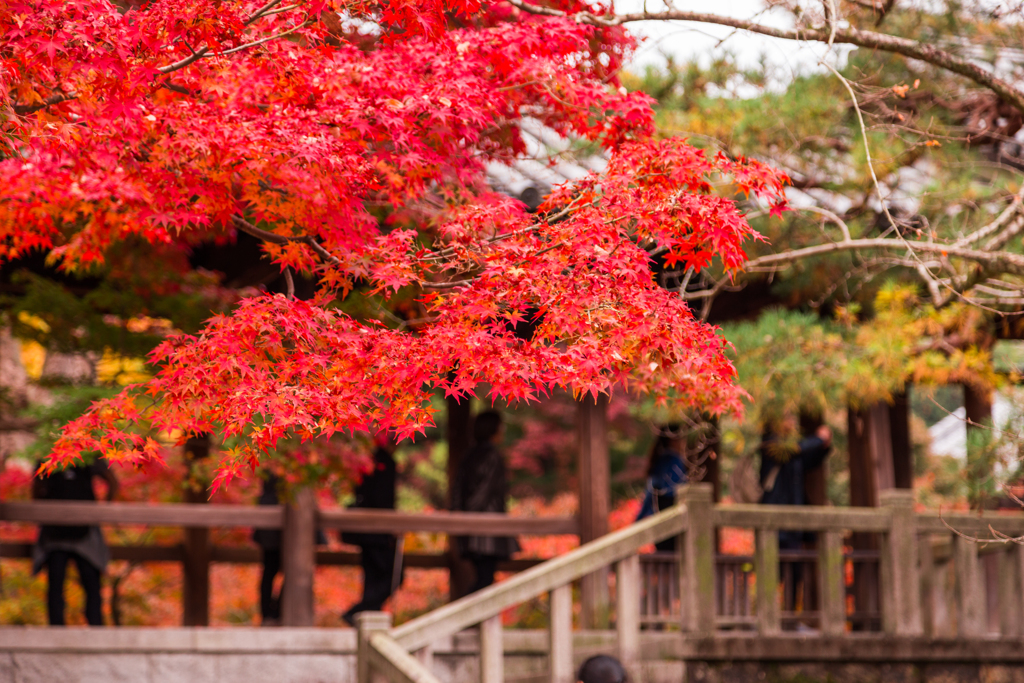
(679, 483, 715, 637)
(919, 534, 935, 638)
(616, 556, 641, 679)
(281, 486, 316, 626)
(480, 614, 504, 683)
(879, 490, 922, 636)
(954, 534, 985, 637)
(755, 527, 780, 635)
(356, 611, 392, 683)
(819, 530, 845, 636)
(999, 543, 1024, 637)
(549, 584, 574, 683)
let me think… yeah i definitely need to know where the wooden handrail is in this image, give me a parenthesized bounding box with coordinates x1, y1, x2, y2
(391, 502, 688, 652)
(369, 633, 442, 683)
(715, 504, 891, 532)
(318, 509, 579, 535)
(0, 501, 283, 527)
(0, 501, 578, 535)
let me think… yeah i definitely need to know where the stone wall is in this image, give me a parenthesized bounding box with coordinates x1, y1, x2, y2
(3, 629, 1024, 683)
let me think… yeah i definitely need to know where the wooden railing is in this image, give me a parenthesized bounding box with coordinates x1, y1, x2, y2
(0, 500, 578, 625)
(4, 483, 1024, 666)
(355, 484, 1024, 683)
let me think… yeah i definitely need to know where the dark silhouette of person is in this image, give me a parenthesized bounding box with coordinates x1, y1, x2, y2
(635, 426, 687, 552)
(759, 418, 832, 619)
(32, 457, 119, 626)
(253, 471, 284, 625)
(342, 433, 402, 626)
(451, 410, 520, 593)
(578, 654, 627, 683)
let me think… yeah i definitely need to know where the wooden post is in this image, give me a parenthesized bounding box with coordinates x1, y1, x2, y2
(549, 583, 574, 683)
(879, 489, 921, 635)
(679, 483, 714, 637)
(447, 394, 475, 601)
(356, 611, 392, 683)
(889, 391, 913, 490)
(578, 394, 610, 629)
(182, 434, 210, 626)
(755, 527, 780, 635)
(616, 556, 640, 678)
(480, 614, 504, 683)
(818, 530, 845, 636)
(999, 543, 1024, 637)
(953, 534, 985, 637)
(281, 486, 316, 626)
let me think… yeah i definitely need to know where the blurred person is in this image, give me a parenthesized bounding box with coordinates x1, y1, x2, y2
(341, 432, 402, 626)
(759, 416, 832, 622)
(578, 654, 627, 683)
(634, 425, 687, 552)
(451, 410, 519, 593)
(253, 470, 284, 625)
(32, 456, 119, 626)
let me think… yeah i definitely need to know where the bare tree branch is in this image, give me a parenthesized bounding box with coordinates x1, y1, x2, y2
(506, 0, 1024, 114)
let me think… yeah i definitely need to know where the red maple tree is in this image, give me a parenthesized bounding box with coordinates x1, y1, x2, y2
(1, 0, 787, 488)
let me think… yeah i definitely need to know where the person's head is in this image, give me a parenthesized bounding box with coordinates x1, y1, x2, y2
(647, 423, 681, 476)
(473, 410, 503, 445)
(577, 655, 627, 683)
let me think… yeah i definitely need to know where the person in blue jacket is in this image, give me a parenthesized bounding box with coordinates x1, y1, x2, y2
(635, 426, 687, 551)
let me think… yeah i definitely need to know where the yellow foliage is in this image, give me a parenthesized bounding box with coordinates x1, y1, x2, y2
(18, 340, 45, 380)
(95, 349, 151, 385)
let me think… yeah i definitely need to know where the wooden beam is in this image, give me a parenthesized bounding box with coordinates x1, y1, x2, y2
(0, 502, 577, 535)
(889, 391, 913, 490)
(319, 509, 579, 536)
(578, 394, 610, 629)
(0, 501, 284, 527)
(714, 505, 890, 532)
(282, 487, 316, 627)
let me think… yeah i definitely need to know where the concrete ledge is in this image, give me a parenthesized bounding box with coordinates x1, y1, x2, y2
(675, 635, 1024, 663)
(0, 627, 357, 654)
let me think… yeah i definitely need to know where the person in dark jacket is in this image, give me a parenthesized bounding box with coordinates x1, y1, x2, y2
(451, 410, 520, 593)
(759, 418, 832, 619)
(32, 457, 119, 626)
(342, 433, 402, 625)
(635, 427, 687, 552)
(253, 471, 284, 625)
(759, 421, 833, 541)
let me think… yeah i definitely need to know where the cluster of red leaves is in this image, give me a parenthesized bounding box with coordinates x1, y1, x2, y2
(1, 0, 787, 485)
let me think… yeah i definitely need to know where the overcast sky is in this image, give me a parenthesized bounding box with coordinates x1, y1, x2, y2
(614, 0, 847, 79)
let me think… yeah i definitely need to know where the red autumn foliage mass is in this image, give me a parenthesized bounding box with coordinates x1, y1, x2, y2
(1, 0, 787, 486)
